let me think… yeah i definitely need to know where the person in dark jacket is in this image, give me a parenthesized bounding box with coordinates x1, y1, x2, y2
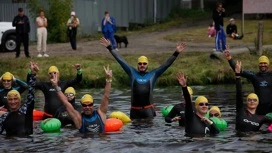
(67, 11, 80, 50)
(164, 86, 193, 126)
(235, 61, 272, 132)
(212, 3, 226, 52)
(226, 18, 243, 40)
(100, 37, 186, 119)
(27, 63, 82, 118)
(12, 8, 30, 58)
(0, 62, 38, 136)
(224, 48, 272, 115)
(177, 72, 219, 136)
(0, 72, 28, 111)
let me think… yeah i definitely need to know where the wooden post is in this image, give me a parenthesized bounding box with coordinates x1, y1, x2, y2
(257, 21, 263, 55)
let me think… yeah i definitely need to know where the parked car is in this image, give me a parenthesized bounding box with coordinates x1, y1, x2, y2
(0, 22, 16, 52)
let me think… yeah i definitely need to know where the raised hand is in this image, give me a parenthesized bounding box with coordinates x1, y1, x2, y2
(104, 64, 112, 79)
(50, 72, 59, 87)
(72, 63, 81, 70)
(29, 61, 39, 74)
(100, 37, 111, 47)
(235, 60, 241, 73)
(176, 42, 186, 53)
(177, 72, 187, 87)
(223, 45, 231, 57)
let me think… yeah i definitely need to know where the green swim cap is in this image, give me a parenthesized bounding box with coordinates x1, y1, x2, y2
(161, 106, 173, 117)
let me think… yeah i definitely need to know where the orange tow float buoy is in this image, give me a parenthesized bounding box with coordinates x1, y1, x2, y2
(105, 118, 123, 132)
(33, 109, 44, 121)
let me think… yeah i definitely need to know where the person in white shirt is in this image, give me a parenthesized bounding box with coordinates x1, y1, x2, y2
(36, 9, 48, 57)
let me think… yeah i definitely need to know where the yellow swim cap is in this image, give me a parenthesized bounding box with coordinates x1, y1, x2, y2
(81, 94, 93, 104)
(187, 86, 193, 95)
(7, 90, 21, 101)
(138, 56, 148, 64)
(48, 66, 59, 74)
(209, 106, 221, 117)
(195, 96, 208, 107)
(2, 72, 13, 80)
(64, 87, 76, 95)
(247, 93, 259, 102)
(258, 56, 269, 65)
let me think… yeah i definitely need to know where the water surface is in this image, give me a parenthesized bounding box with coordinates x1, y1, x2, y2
(1, 84, 272, 153)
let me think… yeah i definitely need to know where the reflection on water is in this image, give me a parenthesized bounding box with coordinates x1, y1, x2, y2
(1, 84, 272, 152)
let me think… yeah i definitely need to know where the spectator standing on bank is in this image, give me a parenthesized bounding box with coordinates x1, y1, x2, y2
(36, 9, 48, 57)
(212, 3, 226, 52)
(101, 11, 117, 50)
(12, 8, 30, 58)
(67, 11, 80, 50)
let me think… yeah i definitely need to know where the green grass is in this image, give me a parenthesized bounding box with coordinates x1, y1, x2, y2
(164, 19, 272, 44)
(1, 51, 269, 88)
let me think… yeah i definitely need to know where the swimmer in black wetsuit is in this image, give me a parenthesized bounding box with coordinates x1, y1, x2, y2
(224, 48, 272, 115)
(177, 72, 219, 136)
(0, 72, 28, 111)
(27, 63, 82, 118)
(100, 37, 186, 119)
(51, 65, 112, 133)
(0, 62, 38, 136)
(235, 61, 272, 132)
(54, 87, 82, 127)
(165, 86, 193, 126)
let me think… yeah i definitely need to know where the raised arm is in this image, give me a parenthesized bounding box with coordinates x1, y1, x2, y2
(100, 37, 132, 75)
(235, 61, 244, 112)
(177, 73, 194, 118)
(155, 43, 186, 77)
(19, 62, 38, 115)
(98, 65, 113, 123)
(66, 64, 83, 86)
(223, 47, 255, 79)
(51, 72, 82, 129)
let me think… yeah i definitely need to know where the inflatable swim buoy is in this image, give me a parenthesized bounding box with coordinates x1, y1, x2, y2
(40, 118, 62, 133)
(105, 118, 123, 133)
(161, 106, 173, 117)
(266, 113, 272, 119)
(210, 117, 228, 131)
(268, 124, 272, 132)
(33, 109, 44, 121)
(109, 111, 131, 123)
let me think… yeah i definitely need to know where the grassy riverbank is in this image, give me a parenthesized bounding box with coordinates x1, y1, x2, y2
(164, 19, 272, 44)
(1, 51, 271, 88)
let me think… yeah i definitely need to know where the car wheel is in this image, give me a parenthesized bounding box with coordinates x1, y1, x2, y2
(4, 35, 17, 52)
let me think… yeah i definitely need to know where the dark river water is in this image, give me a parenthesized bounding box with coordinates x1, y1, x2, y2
(1, 84, 272, 153)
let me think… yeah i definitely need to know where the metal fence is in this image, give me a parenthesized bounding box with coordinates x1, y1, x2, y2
(0, 0, 181, 40)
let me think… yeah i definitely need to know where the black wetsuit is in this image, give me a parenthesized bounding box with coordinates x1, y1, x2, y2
(165, 103, 185, 126)
(106, 46, 180, 119)
(27, 72, 82, 117)
(0, 79, 28, 109)
(53, 99, 82, 127)
(0, 74, 35, 136)
(79, 111, 104, 133)
(228, 59, 272, 115)
(182, 87, 219, 136)
(235, 76, 272, 132)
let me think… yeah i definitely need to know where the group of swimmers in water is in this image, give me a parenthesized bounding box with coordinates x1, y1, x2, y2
(0, 37, 272, 136)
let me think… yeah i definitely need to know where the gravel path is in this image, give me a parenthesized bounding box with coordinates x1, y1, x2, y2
(1, 20, 261, 58)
